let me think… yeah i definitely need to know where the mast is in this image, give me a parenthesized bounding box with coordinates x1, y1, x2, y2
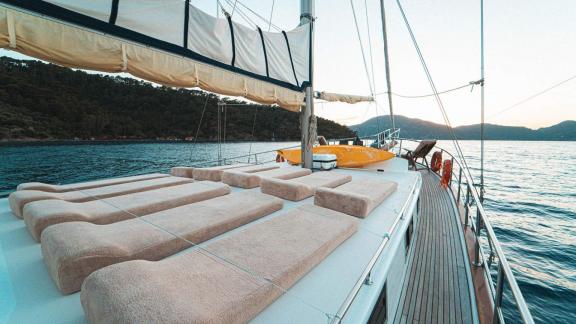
(480, 0, 485, 202)
(300, 0, 315, 169)
(379, 0, 396, 131)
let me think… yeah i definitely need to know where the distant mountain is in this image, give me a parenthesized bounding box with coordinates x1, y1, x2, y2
(0, 57, 354, 141)
(351, 115, 576, 141)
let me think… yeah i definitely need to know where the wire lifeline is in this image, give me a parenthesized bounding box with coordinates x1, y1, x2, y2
(488, 74, 576, 119)
(375, 81, 478, 98)
(395, 0, 478, 197)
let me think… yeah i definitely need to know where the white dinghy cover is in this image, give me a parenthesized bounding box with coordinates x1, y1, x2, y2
(0, 0, 311, 110)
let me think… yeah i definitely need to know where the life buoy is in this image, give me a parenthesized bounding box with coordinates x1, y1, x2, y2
(440, 159, 452, 188)
(431, 151, 442, 172)
(275, 154, 285, 163)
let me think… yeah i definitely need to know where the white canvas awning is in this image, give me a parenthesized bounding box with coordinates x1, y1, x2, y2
(0, 1, 311, 111)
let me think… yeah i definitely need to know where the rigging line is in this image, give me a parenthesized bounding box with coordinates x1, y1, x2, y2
(229, 1, 258, 29)
(488, 73, 576, 119)
(189, 94, 210, 162)
(268, 0, 275, 32)
(73, 187, 335, 320)
(247, 105, 259, 163)
(363, 0, 381, 135)
(234, 0, 282, 31)
(364, 0, 377, 93)
(349, 0, 375, 96)
(231, 0, 238, 17)
(375, 81, 478, 98)
(222, 0, 257, 29)
(395, 0, 477, 191)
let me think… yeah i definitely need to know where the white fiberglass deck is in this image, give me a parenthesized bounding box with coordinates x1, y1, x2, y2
(0, 158, 420, 323)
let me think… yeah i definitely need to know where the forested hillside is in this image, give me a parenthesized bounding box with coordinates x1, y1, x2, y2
(0, 57, 354, 141)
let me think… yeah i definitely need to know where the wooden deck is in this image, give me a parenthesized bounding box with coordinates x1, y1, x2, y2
(393, 170, 477, 324)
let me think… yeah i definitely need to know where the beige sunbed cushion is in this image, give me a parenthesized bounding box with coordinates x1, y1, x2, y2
(41, 191, 283, 294)
(191, 163, 256, 181)
(170, 167, 195, 178)
(9, 176, 192, 218)
(81, 204, 358, 323)
(314, 179, 398, 218)
(23, 182, 230, 242)
(222, 166, 311, 189)
(261, 171, 352, 201)
(16, 173, 168, 192)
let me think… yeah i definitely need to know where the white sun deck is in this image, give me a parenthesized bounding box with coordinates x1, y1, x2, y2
(0, 158, 421, 323)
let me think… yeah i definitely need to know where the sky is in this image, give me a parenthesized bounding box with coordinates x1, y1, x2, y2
(2, 0, 575, 129)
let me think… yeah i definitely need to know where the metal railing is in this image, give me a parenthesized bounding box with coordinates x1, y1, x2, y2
(186, 144, 300, 168)
(329, 128, 401, 149)
(397, 138, 534, 324)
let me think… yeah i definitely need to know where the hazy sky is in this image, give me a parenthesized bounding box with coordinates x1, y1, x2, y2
(2, 0, 575, 128)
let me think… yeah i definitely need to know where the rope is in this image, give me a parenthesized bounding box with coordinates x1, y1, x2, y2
(188, 94, 210, 162)
(349, 0, 375, 96)
(229, 0, 282, 31)
(375, 80, 479, 98)
(222, 0, 257, 29)
(268, 0, 275, 32)
(395, 0, 478, 196)
(488, 74, 576, 119)
(363, 0, 381, 135)
(247, 105, 259, 163)
(230, 0, 238, 17)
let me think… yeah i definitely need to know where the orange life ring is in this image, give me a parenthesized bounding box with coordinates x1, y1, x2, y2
(431, 151, 442, 172)
(440, 159, 452, 188)
(275, 154, 285, 163)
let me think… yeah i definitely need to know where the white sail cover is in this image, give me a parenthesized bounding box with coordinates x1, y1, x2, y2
(316, 91, 373, 104)
(0, 0, 311, 111)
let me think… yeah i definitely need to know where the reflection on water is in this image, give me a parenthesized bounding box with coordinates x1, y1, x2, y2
(0, 140, 574, 323)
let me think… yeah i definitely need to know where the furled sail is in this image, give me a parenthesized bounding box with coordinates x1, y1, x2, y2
(315, 91, 373, 104)
(0, 0, 311, 111)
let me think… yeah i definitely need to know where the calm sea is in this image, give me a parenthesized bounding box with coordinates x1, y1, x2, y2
(0, 140, 574, 323)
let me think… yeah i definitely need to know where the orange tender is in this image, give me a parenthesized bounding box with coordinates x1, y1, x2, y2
(277, 145, 395, 168)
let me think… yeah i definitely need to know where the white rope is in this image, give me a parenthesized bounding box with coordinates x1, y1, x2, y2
(268, 0, 276, 32)
(350, 0, 375, 96)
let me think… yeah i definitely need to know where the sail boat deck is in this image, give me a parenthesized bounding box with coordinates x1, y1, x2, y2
(393, 170, 477, 324)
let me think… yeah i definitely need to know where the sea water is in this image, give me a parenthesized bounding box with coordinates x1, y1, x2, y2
(0, 140, 574, 323)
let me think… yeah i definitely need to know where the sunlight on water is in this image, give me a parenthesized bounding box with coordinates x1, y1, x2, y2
(0, 140, 574, 323)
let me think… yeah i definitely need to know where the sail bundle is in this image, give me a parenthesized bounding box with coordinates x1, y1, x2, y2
(0, 0, 311, 110)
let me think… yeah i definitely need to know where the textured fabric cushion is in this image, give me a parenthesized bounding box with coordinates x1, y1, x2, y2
(191, 163, 254, 181)
(222, 166, 311, 189)
(170, 167, 195, 178)
(41, 191, 283, 294)
(23, 182, 230, 242)
(16, 173, 168, 192)
(260, 171, 352, 201)
(81, 204, 358, 324)
(314, 179, 398, 218)
(9, 176, 192, 218)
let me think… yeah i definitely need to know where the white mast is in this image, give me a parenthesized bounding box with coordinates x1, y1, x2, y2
(379, 0, 396, 131)
(300, 0, 315, 169)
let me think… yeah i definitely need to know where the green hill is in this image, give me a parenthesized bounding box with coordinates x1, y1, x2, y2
(351, 115, 576, 141)
(0, 57, 354, 141)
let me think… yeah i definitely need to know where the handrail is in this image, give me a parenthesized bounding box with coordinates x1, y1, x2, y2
(398, 138, 534, 324)
(186, 144, 300, 168)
